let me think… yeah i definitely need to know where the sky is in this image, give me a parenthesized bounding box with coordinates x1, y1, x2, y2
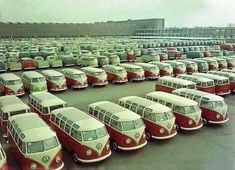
(0, 0, 234, 27)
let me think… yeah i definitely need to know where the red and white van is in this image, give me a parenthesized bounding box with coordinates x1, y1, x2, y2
(163, 61, 186, 76)
(29, 92, 67, 123)
(0, 95, 30, 137)
(149, 61, 173, 77)
(81, 67, 108, 86)
(8, 113, 64, 170)
(0, 73, 25, 96)
(102, 65, 128, 84)
(50, 107, 111, 163)
(41, 70, 67, 92)
(61, 68, 88, 89)
(88, 101, 147, 151)
(118, 96, 177, 140)
(173, 88, 229, 125)
(146, 92, 203, 131)
(155, 76, 196, 93)
(134, 63, 160, 80)
(119, 64, 145, 81)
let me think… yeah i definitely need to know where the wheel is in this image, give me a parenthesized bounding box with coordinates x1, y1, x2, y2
(91, 83, 95, 87)
(202, 118, 208, 126)
(72, 152, 79, 163)
(130, 78, 133, 82)
(111, 141, 118, 151)
(175, 124, 181, 132)
(112, 80, 115, 84)
(145, 131, 152, 141)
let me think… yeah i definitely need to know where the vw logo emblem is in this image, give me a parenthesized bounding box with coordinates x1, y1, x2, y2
(42, 155, 50, 164)
(96, 143, 102, 150)
(134, 132, 140, 139)
(167, 123, 172, 129)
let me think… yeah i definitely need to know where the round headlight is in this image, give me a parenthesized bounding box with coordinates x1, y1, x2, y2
(56, 156, 61, 163)
(188, 120, 193, 125)
(126, 138, 131, 144)
(86, 149, 92, 156)
(30, 163, 37, 170)
(160, 128, 165, 134)
(216, 114, 221, 119)
(106, 143, 110, 150)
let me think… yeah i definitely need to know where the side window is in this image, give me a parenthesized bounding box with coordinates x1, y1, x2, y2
(18, 139, 26, 154)
(163, 81, 167, 85)
(167, 82, 172, 87)
(119, 101, 125, 107)
(55, 114, 62, 125)
(159, 100, 165, 105)
(99, 109, 105, 121)
(137, 105, 144, 116)
(43, 107, 48, 114)
(110, 119, 122, 131)
(165, 102, 172, 108)
(144, 111, 156, 122)
(172, 83, 177, 88)
(65, 120, 73, 133)
(71, 128, 82, 141)
(125, 100, 132, 109)
(88, 107, 94, 114)
(186, 93, 194, 100)
(94, 107, 100, 117)
(104, 112, 112, 124)
(51, 114, 56, 122)
(130, 103, 137, 112)
(60, 117, 67, 130)
(193, 95, 201, 103)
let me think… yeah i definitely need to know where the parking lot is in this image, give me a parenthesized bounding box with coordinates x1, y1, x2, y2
(1, 76, 234, 170)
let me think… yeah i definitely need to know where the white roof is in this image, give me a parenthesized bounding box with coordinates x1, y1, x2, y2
(208, 71, 235, 78)
(119, 63, 142, 69)
(119, 96, 171, 113)
(102, 65, 125, 71)
(81, 67, 105, 72)
(0, 96, 29, 113)
(51, 107, 104, 131)
(61, 68, 85, 75)
(149, 61, 170, 66)
(177, 74, 214, 82)
(178, 60, 196, 64)
(22, 71, 44, 78)
(192, 73, 229, 80)
(0, 73, 21, 81)
(41, 70, 64, 77)
(173, 88, 223, 101)
(134, 63, 157, 68)
(30, 92, 66, 107)
(158, 76, 196, 85)
(9, 113, 56, 142)
(89, 101, 141, 121)
(146, 91, 197, 106)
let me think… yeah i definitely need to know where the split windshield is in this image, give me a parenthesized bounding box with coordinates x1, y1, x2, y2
(122, 118, 144, 131)
(52, 76, 64, 81)
(82, 127, 107, 141)
(74, 74, 86, 79)
(155, 111, 174, 122)
(27, 136, 58, 154)
(6, 80, 22, 86)
(31, 77, 45, 83)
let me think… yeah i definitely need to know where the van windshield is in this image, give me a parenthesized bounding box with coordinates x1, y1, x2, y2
(223, 79, 229, 84)
(156, 111, 174, 121)
(149, 67, 158, 71)
(82, 127, 107, 141)
(6, 80, 22, 85)
(207, 81, 214, 86)
(27, 136, 59, 154)
(186, 84, 196, 89)
(202, 100, 226, 109)
(31, 77, 45, 83)
(94, 72, 105, 76)
(211, 61, 217, 65)
(52, 76, 64, 81)
(184, 105, 200, 114)
(122, 118, 144, 131)
(116, 69, 125, 74)
(74, 74, 85, 79)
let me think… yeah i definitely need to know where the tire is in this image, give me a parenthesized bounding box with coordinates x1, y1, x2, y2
(111, 140, 118, 151)
(112, 80, 115, 84)
(202, 118, 208, 126)
(175, 124, 181, 132)
(72, 152, 79, 164)
(145, 131, 152, 141)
